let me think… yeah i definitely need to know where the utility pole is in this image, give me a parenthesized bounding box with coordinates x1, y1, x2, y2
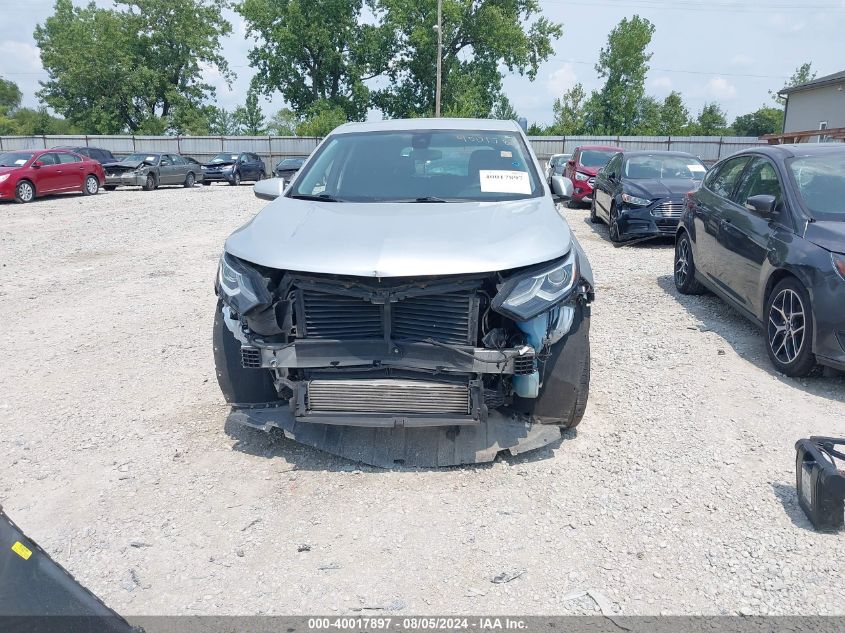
(434, 0, 442, 117)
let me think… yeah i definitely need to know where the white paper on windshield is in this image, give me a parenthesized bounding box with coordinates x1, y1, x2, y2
(479, 170, 531, 194)
(14, 159, 26, 165)
(688, 164, 706, 173)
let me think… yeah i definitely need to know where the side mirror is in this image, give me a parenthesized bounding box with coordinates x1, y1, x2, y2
(745, 194, 777, 217)
(551, 174, 573, 201)
(32, 161, 44, 169)
(254, 177, 286, 201)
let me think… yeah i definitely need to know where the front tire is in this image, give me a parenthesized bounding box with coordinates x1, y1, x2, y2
(609, 205, 622, 243)
(674, 231, 706, 295)
(184, 172, 196, 188)
(142, 173, 156, 191)
(104, 185, 117, 191)
(15, 180, 35, 203)
(229, 172, 241, 186)
(83, 175, 99, 196)
(765, 278, 817, 377)
(590, 197, 601, 224)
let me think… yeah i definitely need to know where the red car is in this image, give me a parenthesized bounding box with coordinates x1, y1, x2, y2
(0, 148, 105, 203)
(564, 145, 623, 207)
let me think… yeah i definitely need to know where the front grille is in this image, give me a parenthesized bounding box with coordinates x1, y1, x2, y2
(306, 379, 470, 414)
(513, 354, 536, 375)
(392, 293, 476, 345)
(300, 290, 382, 339)
(240, 347, 262, 368)
(654, 218, 679, 233)
(297, 287, 478, 344)
(651, 201, 684, 219)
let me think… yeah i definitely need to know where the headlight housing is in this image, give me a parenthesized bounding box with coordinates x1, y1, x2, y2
(574, 172, 589, 182)
(0, 174, 9, 183)
(222, 165, 234, 172)
(216, 252, 272, 316)
(621, 193, 651, 207)
(492, 251, 580, 321)
(833, 253, 845, 282)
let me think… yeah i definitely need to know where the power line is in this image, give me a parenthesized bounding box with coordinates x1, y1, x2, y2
(556, 58, 790, 80)
(542, 0, 844, 11)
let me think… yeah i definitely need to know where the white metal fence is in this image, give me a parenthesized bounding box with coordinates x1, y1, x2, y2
(0, 134, 766, 166)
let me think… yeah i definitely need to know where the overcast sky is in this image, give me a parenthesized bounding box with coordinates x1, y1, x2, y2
(1, 0, 843, 127)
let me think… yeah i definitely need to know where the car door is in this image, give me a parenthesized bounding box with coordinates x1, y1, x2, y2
(172, 154, 190, 183)
(159, 154, 178, 185)
(689, 155, 753, 285)
(56, 152, 85, 189)
(595, 153, 622, 221)
(33, 153, 66, 193)
(716, 157, 792, 316)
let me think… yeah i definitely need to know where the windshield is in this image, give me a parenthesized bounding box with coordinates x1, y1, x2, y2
(624, 155, 707, 180)
(123, 153, 158, 164)
(288, 130, 542, 202)
(211, 153, 239, 162)
(579, 150, 617, 168)
(0, 151, 34, 167)
(277, 158, 304, 169)
(789, 153, 845, 221)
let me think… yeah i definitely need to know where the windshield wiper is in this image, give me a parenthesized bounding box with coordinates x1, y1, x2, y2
(288, 193, 343, 203)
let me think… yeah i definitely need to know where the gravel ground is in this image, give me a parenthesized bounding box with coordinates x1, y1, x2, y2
(1, 184, 844, 617)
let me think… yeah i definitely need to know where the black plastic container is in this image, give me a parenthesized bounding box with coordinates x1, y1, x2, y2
(795, 437, 845, 531)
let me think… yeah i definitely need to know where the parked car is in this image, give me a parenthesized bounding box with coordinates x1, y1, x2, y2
(202, 152, 265, 186)
(564, 145, 623, 207)
(674, 144, 845, 377)
(272, 155, 308, 181)
(545, 153, 571, 183)
(104, 152, 198, 191)
(52, 145, 119, 165)
(213, 119, 595, 460)
(0, 149, 103, 203)
(591, 151, 707, 242)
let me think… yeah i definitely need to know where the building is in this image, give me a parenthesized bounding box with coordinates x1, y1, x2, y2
(779, 69, 845, 139)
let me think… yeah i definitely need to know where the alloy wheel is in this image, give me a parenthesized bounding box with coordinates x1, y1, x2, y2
(17, 182, 34, 202)
(768, 288, 806, 365)
(85, 176, 98, 194)
(675, 238, 690, 286)
(609, 208, 620, 242)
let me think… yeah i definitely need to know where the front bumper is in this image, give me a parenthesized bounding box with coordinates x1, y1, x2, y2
(615, 199, 682, 240)
(571, 177, 595, 201)
(104, 171, 145, 187)
(202, 170, 234, 182)
(812, 276, 845, 371)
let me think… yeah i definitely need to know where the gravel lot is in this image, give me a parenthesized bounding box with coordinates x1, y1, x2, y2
(1, 184, 844, 617)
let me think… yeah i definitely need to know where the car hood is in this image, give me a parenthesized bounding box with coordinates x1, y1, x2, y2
(805, 221, 845, 254)
(204, 160, 235, 168)
(577, 166, 600, 177)
(626, 178, 701, 198)
(112, 160, 147, 170)
(0, 165, 23, 174)
(225, 196, 573, 277)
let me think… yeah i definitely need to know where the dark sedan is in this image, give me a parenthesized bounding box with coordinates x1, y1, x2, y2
(674, 144, 845, 377)
(202, 152, 266, 186)
(592, 151, 707, 242)
(52, 145, 119, 165)
(273, 155, 308, 181)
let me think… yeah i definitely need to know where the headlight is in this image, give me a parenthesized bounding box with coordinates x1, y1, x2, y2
(621, 193, 651, 207)
(492, 252, 579, 321)
(833, 253, 845, 282)
(222, 165, 234, 172)
(574, 172, 589, 182)
(216, 252, 272, 315)
(0, 174, 9, 183)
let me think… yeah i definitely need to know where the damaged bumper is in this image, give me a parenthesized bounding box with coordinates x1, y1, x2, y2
(104, 171, 146, 187)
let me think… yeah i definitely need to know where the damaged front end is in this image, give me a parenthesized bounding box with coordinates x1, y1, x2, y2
(213, 246, 593, 465)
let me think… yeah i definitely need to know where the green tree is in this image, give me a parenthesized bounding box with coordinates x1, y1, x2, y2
(35, 0, 232, 133)
(632, 95, 661, 135)
(491, 96, 518, 121)
(693, 102, 730, 135)
(235, 91, 267, 135)
(0, 77, 22, 111)
(771, 62, 816, 105)
(268, 108, 300, 136)
(732, 106, 784, 137)
(551, 83, 587, 135)
(295, 100, 348, 137)
(374, 0, 561, 118)
(237, 0, 389, 121)
(589, 15, 655, 134)
(208, 108, 241, 135)
(658, 91, 690, 135)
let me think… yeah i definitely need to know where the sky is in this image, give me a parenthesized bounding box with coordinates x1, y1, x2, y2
(1, 0, 844, 127)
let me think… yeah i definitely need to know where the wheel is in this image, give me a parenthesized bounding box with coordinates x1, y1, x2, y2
(256, 171, 264, 181)
(83, 174, 99, 196)
(674, 231, 706, 295)
(104, 185, 117, 191)
(609, 205, 622, 243)
(202, 180, 210, 186)
(765, 277, 817, 377)
(230, 172, 241, 186)
(184, 172, 195, 188)
(142, 173, 156, 191)
(14, 180, 35, 203)
(590, 197, 601, 224)
(567, 198, 580, 209)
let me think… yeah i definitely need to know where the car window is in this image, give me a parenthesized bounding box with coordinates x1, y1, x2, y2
(788, 153, 845, 221)
(57, 153, 81, 164)
(160, 155, 172, 166)
(172, 155, 186, 165)
(708, 156, 751, 198)
(579, 149, 618, 168)
(733, 159, 783, 208)
(0, 151, 35, 167)
(39, 153, 60, 166)
(605, 154, 623, 178)
(75, 148, 91, 157)
(290, 130, 542, 202)
(624, 155, 706, 180)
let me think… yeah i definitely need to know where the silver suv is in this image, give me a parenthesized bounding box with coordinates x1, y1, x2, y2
(213, 118, 594, 465)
